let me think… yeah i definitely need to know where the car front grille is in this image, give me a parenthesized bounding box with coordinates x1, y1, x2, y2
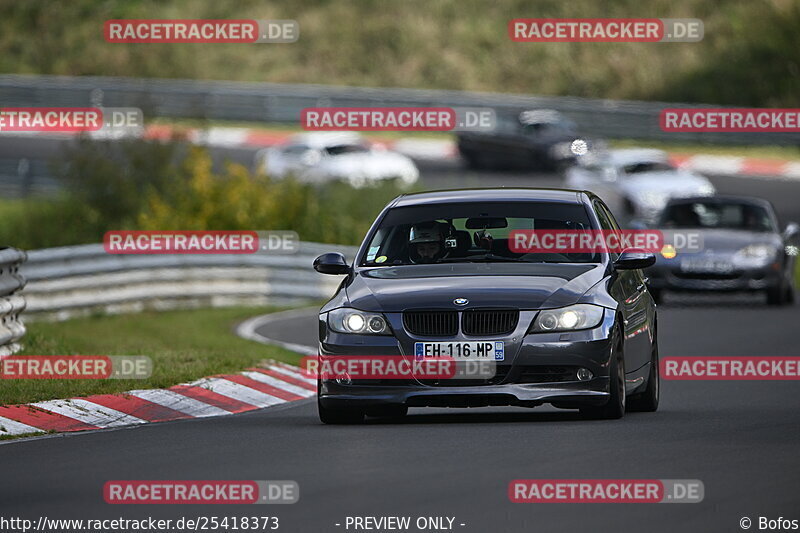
(462, 309, 519, 336)
(403, 310, 458, 336)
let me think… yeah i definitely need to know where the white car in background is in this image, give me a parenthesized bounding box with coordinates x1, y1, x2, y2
(256, 132, 419, 187)
(565, 148, 716, 223)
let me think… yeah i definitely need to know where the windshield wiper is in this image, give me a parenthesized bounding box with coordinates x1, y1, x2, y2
(438, 253, 526, 263)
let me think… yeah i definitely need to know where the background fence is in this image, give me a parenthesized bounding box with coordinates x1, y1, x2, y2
(2, 74, 799, 146)
(19, 241, 357, 322)
(0, 247, 27, 356)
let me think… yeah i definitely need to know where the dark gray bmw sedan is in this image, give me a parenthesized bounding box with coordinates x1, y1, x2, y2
(313, 188, 659, 423)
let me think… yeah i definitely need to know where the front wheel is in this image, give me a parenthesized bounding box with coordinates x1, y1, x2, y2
(649, 288, 663, 305)
(581, 334, 625, 420)
(766, 280, 792, 306)
(628, 334, 660, 412)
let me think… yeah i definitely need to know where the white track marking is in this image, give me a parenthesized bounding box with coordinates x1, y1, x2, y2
(269, 364, 317, 385)
(236, 308, 318, 355)
(242, 371, 315, 398)
(0, 416, 45, 436)
(31, 399, 146, 428)
(681, 155, 745, 175)
(129, 389, 232, 418)
(187, 377, 286, 408)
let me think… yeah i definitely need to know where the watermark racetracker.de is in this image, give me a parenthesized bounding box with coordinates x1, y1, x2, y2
(509, 18, 703, 43)
(509, 479, 704, 503)
(301, 107, 496, 132)
(103, 230, 299, 255)
(104, 19, 299, 43)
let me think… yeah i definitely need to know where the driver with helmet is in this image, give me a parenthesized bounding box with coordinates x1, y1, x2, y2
(408, 222, 449, 263)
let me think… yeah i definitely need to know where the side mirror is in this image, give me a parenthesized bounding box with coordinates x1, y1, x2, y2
(313, 252, 350, 275)
(613, 249, 656, 270)
(783, 222, 799, 240)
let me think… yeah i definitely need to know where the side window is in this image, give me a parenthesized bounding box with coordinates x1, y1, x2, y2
(593, 201, 613, 230)
(598, 202, 621, 231)
(593, 201, 620, 259)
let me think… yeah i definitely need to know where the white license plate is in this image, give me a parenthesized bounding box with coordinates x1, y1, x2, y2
(415, 341, 504, 361)
(680, 259, 733, 274)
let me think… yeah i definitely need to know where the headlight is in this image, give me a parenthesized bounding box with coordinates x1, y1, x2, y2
(732, 244, 777, 268)
(328, 308, 391, 335)
(529, 304, 605, 333)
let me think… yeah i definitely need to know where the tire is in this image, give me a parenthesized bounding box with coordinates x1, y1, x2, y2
(461, 149, 488, 170)
(581, 330, 626, 420)
(622, 198, 637, 220)
(766, 281, 790, 306)
(628, 331, 660, 412)
(649, 288, 663, 305)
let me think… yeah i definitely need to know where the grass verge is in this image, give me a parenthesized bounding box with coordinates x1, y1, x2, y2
(1, 307, 305, 406)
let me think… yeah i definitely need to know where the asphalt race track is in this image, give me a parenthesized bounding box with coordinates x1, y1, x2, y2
(1, 136, 799, 532)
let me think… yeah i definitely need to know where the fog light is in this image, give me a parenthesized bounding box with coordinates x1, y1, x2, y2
(576, 368, 593, 381)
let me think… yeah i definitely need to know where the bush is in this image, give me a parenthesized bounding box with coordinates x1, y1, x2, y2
(137, 145, 406, 245)
(0, 139, 408, 249)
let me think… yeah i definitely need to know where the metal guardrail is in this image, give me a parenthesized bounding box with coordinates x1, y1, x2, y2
(1, 74, 799, 146)
(0, 157, 62, 198)
(0, 247, 27, 356)
(19, 241, 358, 321)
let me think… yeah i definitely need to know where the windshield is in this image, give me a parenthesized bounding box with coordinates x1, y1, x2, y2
(660, 201, 776, 232)
(324, 144, 370, 156)
(521, 121, 575, 136)
(622, 161, 674, 174)
(360, 201, 599, 266)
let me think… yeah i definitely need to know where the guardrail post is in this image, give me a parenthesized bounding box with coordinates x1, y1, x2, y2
(0, 247, 28, 357)
(18, 158, 31, 198)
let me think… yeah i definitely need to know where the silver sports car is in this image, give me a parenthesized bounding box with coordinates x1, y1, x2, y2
(256, 132, 419, 187)
(565, 148, 715, 223)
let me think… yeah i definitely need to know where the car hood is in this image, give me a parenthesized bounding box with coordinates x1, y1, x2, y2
(621, 171, 713, 197)
(344, 262, 607, 312)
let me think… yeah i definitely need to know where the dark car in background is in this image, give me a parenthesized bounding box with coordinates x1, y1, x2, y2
(646, 196, 799, 305)
(456, 109, 598, 171)
(313, 188, 659, 424)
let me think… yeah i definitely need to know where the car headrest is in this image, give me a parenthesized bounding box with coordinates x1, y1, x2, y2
(454, 230, 471, 254)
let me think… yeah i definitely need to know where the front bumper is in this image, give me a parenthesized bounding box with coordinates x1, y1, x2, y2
(319, 380, 610, 410)
(647, 263, 782, 292)
(318, 311, 616, 409)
